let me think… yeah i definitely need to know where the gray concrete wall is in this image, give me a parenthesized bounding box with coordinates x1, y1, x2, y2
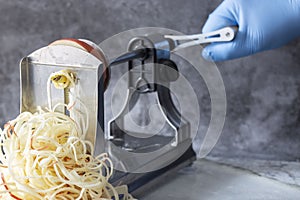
(0, 0, 300, 160)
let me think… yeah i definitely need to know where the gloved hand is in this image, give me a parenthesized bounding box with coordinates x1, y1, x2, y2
(202, 0, 300, 62)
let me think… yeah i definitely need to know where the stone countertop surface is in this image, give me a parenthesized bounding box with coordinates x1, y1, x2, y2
(207, 156, 300, 187)
(141, 159, 300, 200)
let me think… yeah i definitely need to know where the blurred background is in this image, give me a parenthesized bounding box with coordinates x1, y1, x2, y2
(1, 0, 300, 162)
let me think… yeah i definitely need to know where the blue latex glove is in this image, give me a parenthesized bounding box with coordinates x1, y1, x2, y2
(202, 0, 300, 62)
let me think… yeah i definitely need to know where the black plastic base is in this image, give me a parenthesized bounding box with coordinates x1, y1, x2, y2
(111, 145, 196, 197)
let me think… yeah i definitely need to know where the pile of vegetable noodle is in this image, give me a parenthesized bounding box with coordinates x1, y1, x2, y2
(0, 109, 135, 200)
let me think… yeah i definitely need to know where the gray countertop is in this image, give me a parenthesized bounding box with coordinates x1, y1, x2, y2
(141, 159, 300, 200)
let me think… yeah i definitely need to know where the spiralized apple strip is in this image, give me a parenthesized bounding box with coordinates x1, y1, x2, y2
(0, 109, 135, 200)
(0, 70, 136, 199)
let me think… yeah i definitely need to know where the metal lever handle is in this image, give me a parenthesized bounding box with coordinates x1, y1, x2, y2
(165, 26, 238, 51)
